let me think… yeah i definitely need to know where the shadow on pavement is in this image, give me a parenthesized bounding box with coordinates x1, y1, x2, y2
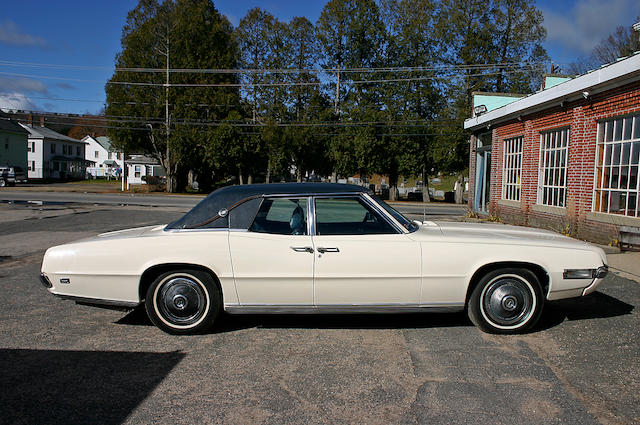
(0, 349, 184, 425)
(116, 307, 472, 332)
(536, 291, 634, 331)
(115, 290, 633, 334)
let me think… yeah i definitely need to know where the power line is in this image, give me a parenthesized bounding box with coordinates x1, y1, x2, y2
(0, 59, 549, 75)
(5, 108, 461, 124)
(0, 68, 535, 88)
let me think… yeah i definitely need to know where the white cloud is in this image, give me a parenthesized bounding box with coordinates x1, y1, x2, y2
(0, 20, 48, 48)
(0, 76, 47, 94)
(0, 92, 36, 111)
(542, 0, 640, 54)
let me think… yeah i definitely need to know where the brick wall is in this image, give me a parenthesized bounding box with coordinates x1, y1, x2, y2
(468, 80, 640, 245)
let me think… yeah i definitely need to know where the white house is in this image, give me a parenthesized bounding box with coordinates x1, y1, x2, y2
(83, 135, 123, 177)
(127, 154, 165, 184)
(20, 124, 90, 179)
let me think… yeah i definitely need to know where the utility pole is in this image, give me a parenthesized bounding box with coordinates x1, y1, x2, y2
(334, 66, 340, 114)
(165, 28, 171, 193)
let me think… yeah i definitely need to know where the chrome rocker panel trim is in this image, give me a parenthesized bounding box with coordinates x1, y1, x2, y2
(224, 303, 465, 314)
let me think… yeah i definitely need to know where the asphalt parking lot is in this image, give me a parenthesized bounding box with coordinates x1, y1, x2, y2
(0, 202, 638, 424)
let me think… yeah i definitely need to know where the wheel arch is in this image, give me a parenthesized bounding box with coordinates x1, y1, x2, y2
(465, 261, 550, 307)
(139, 263, 223, 303)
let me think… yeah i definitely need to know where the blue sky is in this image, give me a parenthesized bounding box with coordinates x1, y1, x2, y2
(0, 0, 638, 115)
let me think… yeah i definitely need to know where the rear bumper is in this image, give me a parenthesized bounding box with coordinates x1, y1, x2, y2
(53, 293, 139, 311)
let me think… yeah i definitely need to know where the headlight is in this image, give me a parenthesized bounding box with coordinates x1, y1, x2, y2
(563, 266, 608, 279)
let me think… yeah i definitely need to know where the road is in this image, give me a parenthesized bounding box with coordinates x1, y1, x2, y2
(0, 190, 467, 219)
(0, 202, 638, 424)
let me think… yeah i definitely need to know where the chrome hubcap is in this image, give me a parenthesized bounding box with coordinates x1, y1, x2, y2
(173, 294, 188, 310)
(482, 277, 533, 327)
(157, 277, 206, 325)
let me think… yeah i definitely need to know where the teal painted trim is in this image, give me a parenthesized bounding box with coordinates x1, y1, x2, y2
(545, 76, 572, 89)
(473, 94, 524, 113)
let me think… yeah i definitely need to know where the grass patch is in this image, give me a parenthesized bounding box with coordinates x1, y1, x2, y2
(67, 178, 121, 185)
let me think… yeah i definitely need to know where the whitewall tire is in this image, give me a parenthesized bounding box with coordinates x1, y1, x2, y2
(145, 269, 221, 334)
(468, 268, 543, 334)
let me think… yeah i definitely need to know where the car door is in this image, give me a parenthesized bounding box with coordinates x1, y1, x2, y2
(312, 195, 421, 306)
(228, 196, 314, 306)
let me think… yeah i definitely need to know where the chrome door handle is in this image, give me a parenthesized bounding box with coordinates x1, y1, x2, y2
(291, 246, 314, 253)
(317, 247, 339, 253)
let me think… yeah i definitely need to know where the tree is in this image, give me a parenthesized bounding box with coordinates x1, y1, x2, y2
(106, 0, 239, 192)
(316, 0, 387, 114)
(67, 112, 107, 140)
(569, 21, 640, 74)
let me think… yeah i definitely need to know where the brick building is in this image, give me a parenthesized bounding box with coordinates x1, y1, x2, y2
(464, 52, 640, 245)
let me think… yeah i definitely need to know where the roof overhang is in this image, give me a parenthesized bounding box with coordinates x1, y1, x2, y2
(464, 53, 640, 131)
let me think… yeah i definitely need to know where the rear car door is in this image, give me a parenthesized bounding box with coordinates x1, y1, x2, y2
(228, 197, 314, 305)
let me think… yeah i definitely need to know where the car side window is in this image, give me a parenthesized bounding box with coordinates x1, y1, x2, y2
(314, 197, 398, 235)
(249, 197, 308, 235)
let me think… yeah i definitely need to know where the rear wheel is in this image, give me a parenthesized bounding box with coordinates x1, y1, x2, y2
(468, 268, 543, 334)
(145, 269, 221, 334)
(0, 179, 5, 187)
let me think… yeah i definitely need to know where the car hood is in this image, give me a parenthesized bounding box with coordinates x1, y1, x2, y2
(411, 220, 604, 254)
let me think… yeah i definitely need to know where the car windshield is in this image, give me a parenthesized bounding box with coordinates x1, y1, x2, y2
(371, 195, 419, 232)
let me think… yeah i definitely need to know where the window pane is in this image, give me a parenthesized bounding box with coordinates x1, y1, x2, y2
(614, 119, 623, 141)
(621, 167, 629, 189)
(315, 197, 396, 235)
(606, 122, 614, 142)
(605, 144, 612, 165)
(632, 142, 640, 165)
(634, 117, 640, 139)
(249, 198, 308, 235)
(630, 166, 638, 190)
(613, 144, 621, 165)
(624, 117, 633, 140)
(611, 167, 619, 188)
(622, 142, 631, 165)
(629, 193, 637, 216)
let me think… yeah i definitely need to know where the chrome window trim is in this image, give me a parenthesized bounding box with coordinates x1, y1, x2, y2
(307, 196, 315, 236)
(248, 195, 311, 236)
(311, 193, 405, 235)
(361, 193, 408, 234)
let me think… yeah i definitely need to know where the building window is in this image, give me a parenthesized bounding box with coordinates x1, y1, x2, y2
(594, 115, 640, 217)
(538, 128, 569, 207)
(51, 144, 56, 154)
(95, 150, 99, 158)
(76, 146, 81, 156)
(502, 136, 523, 201)
(135, 165, 141, 178)
(31, 161, 35, 171)
(31, 142, 35, 152)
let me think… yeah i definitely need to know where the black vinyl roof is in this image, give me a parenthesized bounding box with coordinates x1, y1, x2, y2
(166, 183, 368, 230)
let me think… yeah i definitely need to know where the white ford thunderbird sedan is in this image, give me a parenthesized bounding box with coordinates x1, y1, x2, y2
(40, 183, 608, 334)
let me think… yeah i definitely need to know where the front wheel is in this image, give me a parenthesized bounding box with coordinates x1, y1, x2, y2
(0, 179, 5, 187)
(145, 269, 221, 334)
(468, 268, 543, 334)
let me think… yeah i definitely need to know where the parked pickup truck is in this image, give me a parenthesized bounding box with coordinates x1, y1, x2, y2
(0, 166, 27, 187)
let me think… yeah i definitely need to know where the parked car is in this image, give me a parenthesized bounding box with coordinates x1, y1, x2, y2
(0, 165, 26, 187)
(40, 183, 608, 334)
